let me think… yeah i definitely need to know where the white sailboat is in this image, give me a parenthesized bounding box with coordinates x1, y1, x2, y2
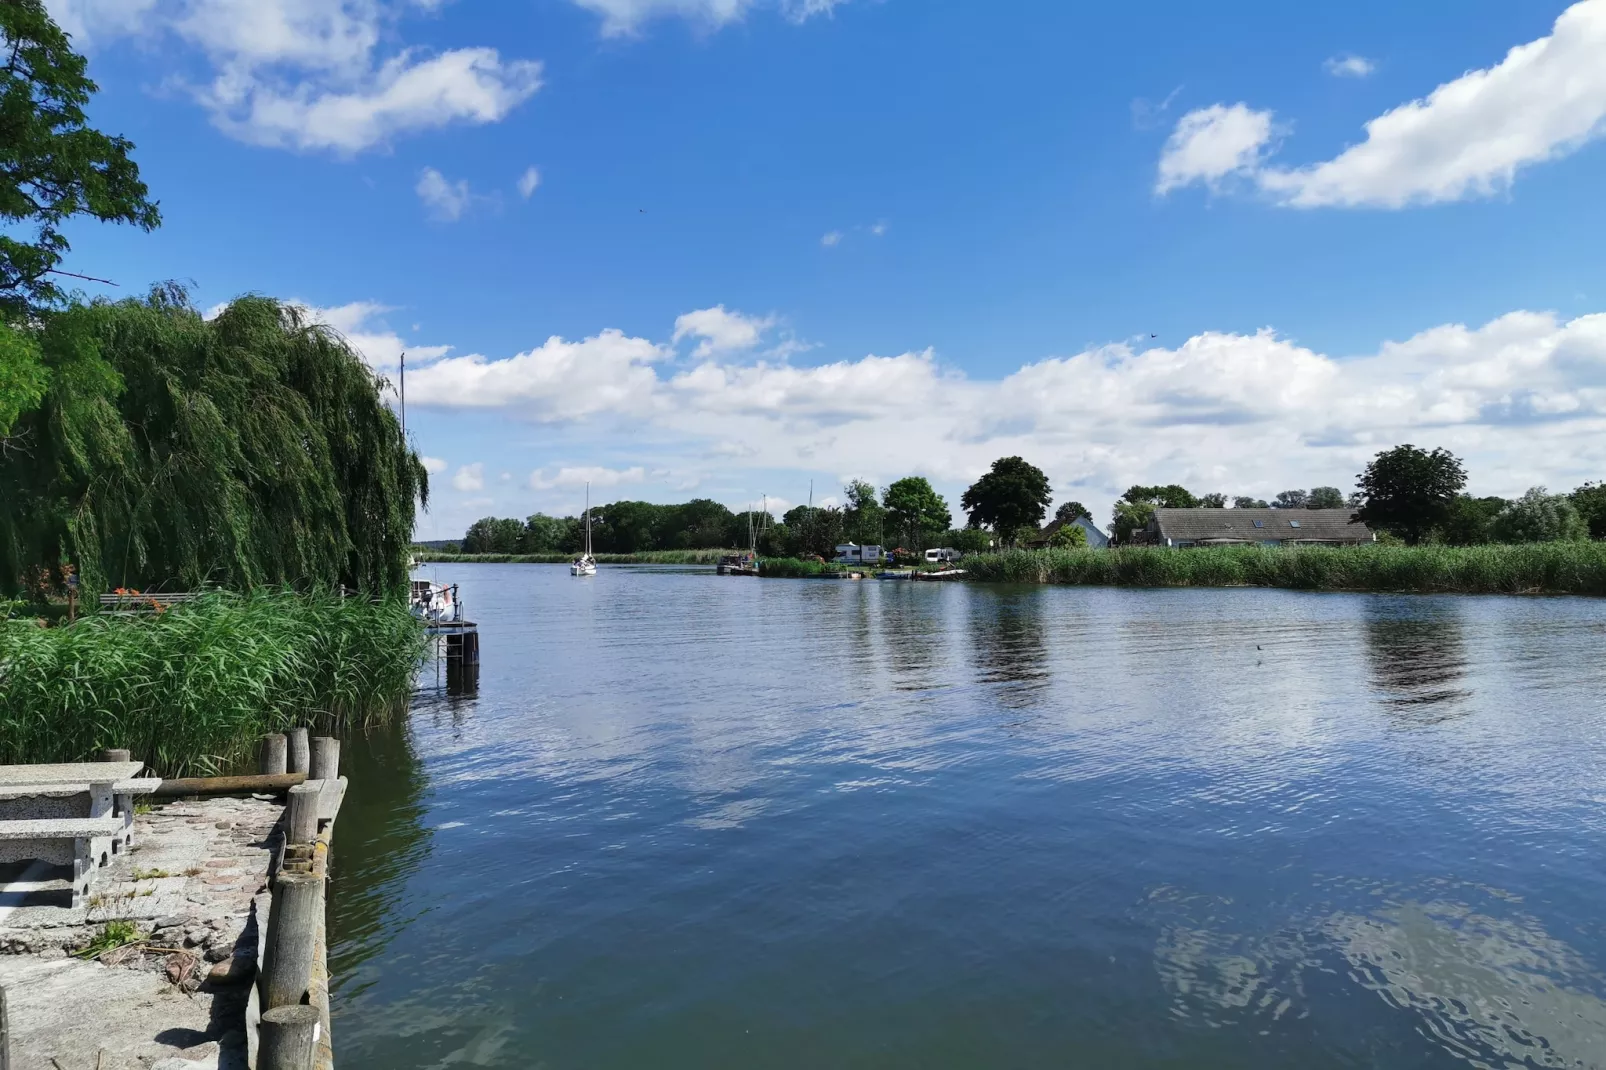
(571, 483, 597, 576)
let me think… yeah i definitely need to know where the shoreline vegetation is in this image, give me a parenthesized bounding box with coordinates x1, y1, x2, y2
(0, 590, 423, 776)
(962, 543, 1606, 595)
(417, 549, 727, 565)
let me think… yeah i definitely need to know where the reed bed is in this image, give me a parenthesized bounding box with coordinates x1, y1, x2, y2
(0, 590, 425, 776)
(757, 557, 840, 578)
(960, 543, 1606, 594)
(417, 550, 727, 565)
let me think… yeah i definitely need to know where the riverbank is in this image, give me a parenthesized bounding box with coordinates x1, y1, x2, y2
(0, 591, 424, 776)
(416, 550, 726, 564)
(960, 542, 1606, 594)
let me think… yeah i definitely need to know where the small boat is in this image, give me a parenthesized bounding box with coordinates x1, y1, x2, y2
(914, 568, 967, 581)
(409, 579, 457, 620)
(571, 483, 597, 577)
(719, 552, 758, 576)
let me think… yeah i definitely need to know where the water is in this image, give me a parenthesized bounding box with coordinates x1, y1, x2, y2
(330, 565, 1606, 1068)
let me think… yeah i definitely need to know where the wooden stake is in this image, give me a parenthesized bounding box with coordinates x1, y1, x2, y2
(286, 728, 310, 776)
(262, 872, 323, 1010)
(309, 737, 340, 782)
(259, 1004, 320, 1070)
(286, 783, 320, 845)
(260, 733, 288, 776)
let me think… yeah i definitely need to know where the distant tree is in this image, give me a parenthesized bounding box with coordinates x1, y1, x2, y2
(669, 498, 737, 548)
(1199, 492, 1227, 508)
(522, 513, 566, 552)
(1437, 495, 1507, 546)
(1048, 522, 1088, 548)
(948, 527, 994, 554)
(1110, 484, 1196, 542)
(462, 517, 524, 554)
(961, 457, 1051, 545)
(1054, 500, 1091, 524)
(1572, 482, 1606, 540)
(1352, 445, 1466, 545)
(1111, 500, 1155, 543)
(1490, 488, 1588, 544)
(1273, 489, 1309, 509)
(2, 1, 162, 319)
(1233, 496, 1269, 509)
(1306, 486, 1345, 510)
(884, 476, 952, 549)
(843, 479, 886, 545)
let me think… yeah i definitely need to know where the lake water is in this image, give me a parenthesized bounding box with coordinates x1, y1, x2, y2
(330, 564, 1606, 1068)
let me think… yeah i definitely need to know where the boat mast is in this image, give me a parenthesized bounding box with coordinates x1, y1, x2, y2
(584, 482, 592, 557)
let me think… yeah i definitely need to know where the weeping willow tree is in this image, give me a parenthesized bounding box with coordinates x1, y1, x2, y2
(0, 285, 427, 596)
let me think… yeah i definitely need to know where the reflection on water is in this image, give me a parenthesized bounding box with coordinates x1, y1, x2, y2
(332, 568, 1606, 1069)
(1365, 600, 1473, 719)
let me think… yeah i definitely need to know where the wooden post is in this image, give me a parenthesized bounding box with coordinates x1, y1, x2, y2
(309, 737, 340, 782)
(262, 872, 323, 1010)
(99, 748, 131, 763)
(286, 783, 320, 846)
(259, 1004, 319, 1070)
(260, 733, 288, 776)
(286, 728, 310, 776)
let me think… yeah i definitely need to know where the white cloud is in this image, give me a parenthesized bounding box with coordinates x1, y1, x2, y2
(402, 304, 1606, 524)
(48, 0, 542, 153)
(821, 230, 842, 247)
(528, 465, 647, 490)
(870, 221, 887, 236)
(420, 455, 448, 474)
(672, 305, 777, 357)
(1155, 103, 1277, 195)
(517, 166, 542, 198)
(1162, 1, 1606, 207)
(571, 0, 846, 36)
(417, 167, 472, 221)
(298, 300, 451, 373)
(1323, 54, 1376, 79)
(452, 462, 485, 492)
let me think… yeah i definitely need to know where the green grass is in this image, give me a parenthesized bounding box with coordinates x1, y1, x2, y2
(0, 589, 425, 776)
(417, 550, 728, 565)
(960, 543, 1606, 594)
(757, 557, 840, 577)
(77, 920, 140, 958)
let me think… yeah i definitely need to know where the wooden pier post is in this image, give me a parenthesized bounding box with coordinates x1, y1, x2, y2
(286, 728, 310, 776)
(259, 1004, 319, 1070)
(261, 734, 288, 776)
(262, 872, 323, 1010)
(99, 748, 131, 763)
(309, 737, 340, 782)
(286, 783, 320, 846)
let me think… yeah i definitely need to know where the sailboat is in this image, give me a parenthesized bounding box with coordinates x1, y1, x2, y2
(571, 483, 597, 577)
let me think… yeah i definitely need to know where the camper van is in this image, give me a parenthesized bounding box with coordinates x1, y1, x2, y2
(924, 548, 960, 565)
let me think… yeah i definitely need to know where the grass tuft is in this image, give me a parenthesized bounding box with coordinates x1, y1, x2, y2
(77, 919, 140, 958)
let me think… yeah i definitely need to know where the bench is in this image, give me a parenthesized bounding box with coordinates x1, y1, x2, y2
(0, 763, 154, 860)
(97, 592, 201, 615)
(0, 817, 127, 905)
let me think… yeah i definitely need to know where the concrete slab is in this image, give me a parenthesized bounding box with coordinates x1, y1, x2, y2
(0, 762, 144, 785)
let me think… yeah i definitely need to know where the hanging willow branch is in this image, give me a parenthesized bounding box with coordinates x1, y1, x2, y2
(0, 285, 427, 597)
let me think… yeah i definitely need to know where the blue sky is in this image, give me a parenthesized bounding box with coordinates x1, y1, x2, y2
(45, 0, 1606, 537)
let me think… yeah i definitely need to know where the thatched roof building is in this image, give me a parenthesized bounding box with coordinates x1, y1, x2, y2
(1144, 508, 1373, 547)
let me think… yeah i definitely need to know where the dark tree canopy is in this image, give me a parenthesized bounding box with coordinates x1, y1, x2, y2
(1054, 500, 1090, 524)
(1233, 496, 1269, 509)
(961, 457, 1051, 542)
(883, 476, 951, 548)
(1198, 492, 1227, 508)
(1571, 482, 1606, 540)
(1438, 495, 1508, 546)
(1122, 484, 1199, 509)
(1, 1, 160, 318)
(1307, 486, 1346, 510)
(1352, 444, 1466, 545)
(1273, 489, 1309, 509)
(0, 289, 426, 596)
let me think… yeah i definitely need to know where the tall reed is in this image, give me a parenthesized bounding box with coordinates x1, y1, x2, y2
(0, 590, 425, 775)
(960, 543, 1606, 594)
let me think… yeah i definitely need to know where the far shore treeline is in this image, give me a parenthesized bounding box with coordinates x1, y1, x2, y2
(453, 448, 1606, 558)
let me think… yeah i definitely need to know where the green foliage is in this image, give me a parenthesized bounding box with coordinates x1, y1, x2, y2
(960, 457, 1050, 543)
(0, 320, 47, 432)
(758, 556, 840, 578)
(948, 527, 994, 554)
(1233, 496, 1269, 509)
(1273, 489, 1309, 509)
(1490, 487, 1588, 544)
(1571, 482, 1606, 540)
(462, 516, 526, 555)
(961, 542, 1606, 594)
(884, 476, 952, 548)
(1054, 500, 1090, 524)
(1123, 484, 1199, 509)
(1307, 486, 1346, 509)
(843, 479, 885, 545)
(77, 919, 140, 957)
(1438, 494, 1507, 546)
(1353, 444, 1466, 545)
(1, 1, 161, 318)
(418, 549, 725, 564)
(1048, 522, 1088, 548)
(1198, 493, 1227, 508)
(0, 290, 425, 597)
(0, 590, 424, 775)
